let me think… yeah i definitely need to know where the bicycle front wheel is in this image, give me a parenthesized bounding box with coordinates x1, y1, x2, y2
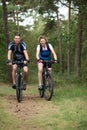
(44, 73, 54, 101)
(39, 74, 45, 98)
(16, 74, 22, 103)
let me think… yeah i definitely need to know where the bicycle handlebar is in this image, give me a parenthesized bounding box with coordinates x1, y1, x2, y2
(12, 61, 24, 65)
(7, 59, 30, 65)
(38, 60, 59, 64)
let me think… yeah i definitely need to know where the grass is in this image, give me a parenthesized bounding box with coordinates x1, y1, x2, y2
(52, 84, 87, 130)
(0, 82, 87, 130)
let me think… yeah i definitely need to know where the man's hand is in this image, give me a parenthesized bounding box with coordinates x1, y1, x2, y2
(24, 59, 30, 64)
(7, 59, 12, 65)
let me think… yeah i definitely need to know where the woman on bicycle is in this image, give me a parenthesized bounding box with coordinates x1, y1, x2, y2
(36, 35, 57, 90)
(7, 33, 30, 90)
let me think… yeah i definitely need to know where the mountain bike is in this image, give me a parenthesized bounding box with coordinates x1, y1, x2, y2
(13, 61, 24, 103)
(39, 60, 56, 101)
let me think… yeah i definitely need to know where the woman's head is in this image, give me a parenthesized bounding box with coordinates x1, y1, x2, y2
(38, 36, 48, 44)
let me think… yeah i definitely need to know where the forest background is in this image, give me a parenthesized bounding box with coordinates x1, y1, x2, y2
(0, 0, 87, 85)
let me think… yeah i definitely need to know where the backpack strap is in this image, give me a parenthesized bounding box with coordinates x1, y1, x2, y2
(40, 43, 51, 52)
(40, 44, 42, 52)
(47, 43, 51, 52)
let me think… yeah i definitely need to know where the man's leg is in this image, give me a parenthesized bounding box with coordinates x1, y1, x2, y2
(12, 64, 17, 88)
(23, 66, 28, 84)
(22, 66, 28, 90)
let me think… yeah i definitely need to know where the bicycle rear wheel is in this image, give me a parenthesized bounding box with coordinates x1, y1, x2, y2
(16, 74, 22, 102)
(44, 73, 54, 101)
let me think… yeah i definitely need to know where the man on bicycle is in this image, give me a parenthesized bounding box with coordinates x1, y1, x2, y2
(36, 35, 57, 90)
(7, 33, 29, 90)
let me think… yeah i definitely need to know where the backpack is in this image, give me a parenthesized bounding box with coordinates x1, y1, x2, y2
(40, 43, 51, 52)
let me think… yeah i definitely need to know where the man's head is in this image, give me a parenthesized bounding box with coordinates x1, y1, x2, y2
(14, 33, 21, 45)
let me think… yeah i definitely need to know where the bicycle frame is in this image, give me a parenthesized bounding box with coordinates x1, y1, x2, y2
(39, 60, 55, 101)
(13, 61, 23, 102)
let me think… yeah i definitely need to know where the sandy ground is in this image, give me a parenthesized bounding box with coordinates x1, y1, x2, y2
(6, 86, 57, 121)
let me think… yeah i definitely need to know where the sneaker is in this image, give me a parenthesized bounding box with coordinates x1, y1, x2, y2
(12, 84, 16, 89)
(23, 83, 26, 90)
(38, 85, 43, 90)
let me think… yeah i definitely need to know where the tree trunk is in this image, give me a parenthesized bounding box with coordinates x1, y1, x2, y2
(16, 0, 20, 33)
(56, 8, 63, 73)
(2, 0, 10, 44)
(2, 0, 12, 83)
(75, 7, 82, 77)
(67, 0, 71, 75)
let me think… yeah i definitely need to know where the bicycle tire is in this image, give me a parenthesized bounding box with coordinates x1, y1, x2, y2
(39, 88, 44, 98)
(44, 73, 54, 101)
(39, 77, 45, 98)
(16, 74, 22, 102)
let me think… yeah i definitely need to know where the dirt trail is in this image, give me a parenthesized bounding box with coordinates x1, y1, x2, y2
(6, 86, 57, 121)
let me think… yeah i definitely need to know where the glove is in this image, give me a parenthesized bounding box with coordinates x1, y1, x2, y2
(7, 59, 12, 64)
(26, 59, 30, 63)
(54, 60, 58, 63)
